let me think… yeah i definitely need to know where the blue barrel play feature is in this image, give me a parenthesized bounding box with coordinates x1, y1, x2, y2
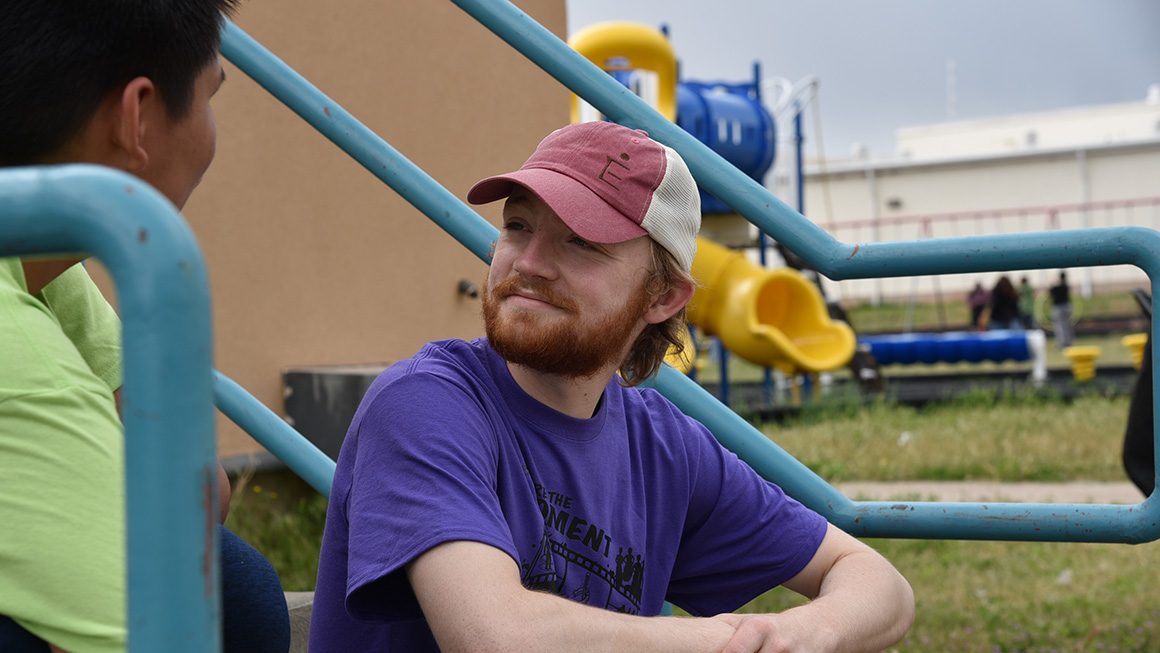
(676, 66, 776, 214)
(859, 330, 1042, 366)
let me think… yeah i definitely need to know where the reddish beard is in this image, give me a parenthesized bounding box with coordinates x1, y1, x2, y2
(482, 275, 652, 379)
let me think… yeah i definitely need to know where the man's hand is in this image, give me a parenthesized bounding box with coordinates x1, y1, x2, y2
(708, 524, 914, 653)
(710, 613, 820, 653)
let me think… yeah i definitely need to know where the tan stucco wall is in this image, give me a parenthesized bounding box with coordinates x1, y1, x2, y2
(94, 0, 569, 458)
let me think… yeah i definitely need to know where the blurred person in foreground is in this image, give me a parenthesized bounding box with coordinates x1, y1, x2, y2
(0, 2, 289, 651)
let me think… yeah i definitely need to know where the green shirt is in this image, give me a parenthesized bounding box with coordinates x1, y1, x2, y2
(0, 258, 127, 653)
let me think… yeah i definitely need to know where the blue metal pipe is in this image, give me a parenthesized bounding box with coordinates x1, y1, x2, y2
(818, 225, 1160, 280)
(839, 495, 1160, 543)
(219, 21, 498, 264)
(213, 371, 336, 497)
(0, 165, 219, 651)
(795, 107, 804, 216)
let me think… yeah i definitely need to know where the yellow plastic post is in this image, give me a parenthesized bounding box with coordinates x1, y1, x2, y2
(687, 237, 855, 375)
(1063, 346, 1102, 381)
(1122, 333, 1148, 369)
(567, 22, 678, 123)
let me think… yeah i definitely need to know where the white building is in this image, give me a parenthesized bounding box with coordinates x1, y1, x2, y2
(791, 86, 1160, 306)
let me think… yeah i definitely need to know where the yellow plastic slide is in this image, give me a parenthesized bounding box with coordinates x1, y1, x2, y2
(681, 238, 855, 375)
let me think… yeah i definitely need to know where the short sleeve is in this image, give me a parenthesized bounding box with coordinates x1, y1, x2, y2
(339, 369, 520, 621)
(666, 423, 828, 616)
(39, 263, 122, 391)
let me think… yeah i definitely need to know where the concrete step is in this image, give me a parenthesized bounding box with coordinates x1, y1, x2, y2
(285, 591, 314, 653)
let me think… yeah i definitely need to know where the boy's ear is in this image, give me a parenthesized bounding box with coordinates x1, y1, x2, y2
(111, 77, 158, 172)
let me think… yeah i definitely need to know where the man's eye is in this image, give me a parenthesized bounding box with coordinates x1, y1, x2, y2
(570, 236, 594, 249)
(504, 221, 528, 232)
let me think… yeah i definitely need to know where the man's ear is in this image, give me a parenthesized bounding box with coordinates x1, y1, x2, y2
(643, 277, 696, 325)
(112, 77, 159, 172)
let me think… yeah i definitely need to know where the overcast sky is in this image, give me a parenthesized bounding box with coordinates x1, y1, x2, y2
(566, 1, 1160, 160)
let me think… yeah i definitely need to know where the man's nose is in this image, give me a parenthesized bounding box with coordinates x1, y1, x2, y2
(512, 233, 559, 280)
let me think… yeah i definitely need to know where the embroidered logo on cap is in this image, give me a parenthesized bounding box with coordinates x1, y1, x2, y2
(599, 153, 631, 191)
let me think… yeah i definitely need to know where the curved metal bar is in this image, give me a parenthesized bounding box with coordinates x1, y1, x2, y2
(0, 165, 218, 651)
(818, 226, 1160, 281)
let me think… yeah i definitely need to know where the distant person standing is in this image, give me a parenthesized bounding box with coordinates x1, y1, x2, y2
(967, 282, 990, 331)
(1018, 276, 1035, 328)
(1050, 271, 1074, 348)
(987, 276, 1023, 330)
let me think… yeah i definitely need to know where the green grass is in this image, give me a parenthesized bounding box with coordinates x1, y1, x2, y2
(762, 392, 1131, 482)
(224, 470, 327, 592)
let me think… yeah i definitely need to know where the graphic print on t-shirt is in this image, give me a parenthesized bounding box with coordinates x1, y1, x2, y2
(520, 483, 644, 615)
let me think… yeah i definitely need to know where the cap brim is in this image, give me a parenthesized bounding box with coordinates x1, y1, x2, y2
(468, 169, 647, 245)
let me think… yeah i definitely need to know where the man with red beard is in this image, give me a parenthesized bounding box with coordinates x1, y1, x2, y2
(310, 121, 913, 652)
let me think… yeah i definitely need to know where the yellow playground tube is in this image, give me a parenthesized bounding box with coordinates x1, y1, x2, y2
(568, 22, 678, 123)
(684, 238, 856, 375)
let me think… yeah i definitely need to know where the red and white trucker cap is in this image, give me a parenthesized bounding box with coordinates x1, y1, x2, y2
(468, 121, 701, 272)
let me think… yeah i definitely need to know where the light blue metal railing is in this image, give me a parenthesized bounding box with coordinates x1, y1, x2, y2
(219, 1, 1160, 543)
(213, 371, 335, 497)
(0, 166, 219, 651)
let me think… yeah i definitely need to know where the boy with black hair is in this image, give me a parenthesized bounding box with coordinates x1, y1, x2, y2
(0, 2, 289, 651)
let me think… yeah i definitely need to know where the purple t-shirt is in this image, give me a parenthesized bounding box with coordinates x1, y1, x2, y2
(309, 339, 827, 652)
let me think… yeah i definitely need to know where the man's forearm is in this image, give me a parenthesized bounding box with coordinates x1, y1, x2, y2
(792, 548, 913, 651)
(410, 540, 736, 653)
(486, 589, 736, 653)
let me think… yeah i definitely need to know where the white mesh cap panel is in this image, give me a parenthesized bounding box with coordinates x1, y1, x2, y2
(640, 145, 701, 271)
